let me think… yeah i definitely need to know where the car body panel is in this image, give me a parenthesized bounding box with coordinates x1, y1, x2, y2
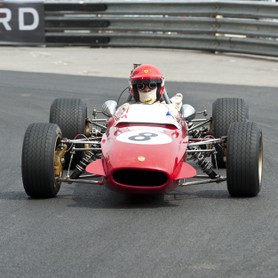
(86, 104, 196, 193)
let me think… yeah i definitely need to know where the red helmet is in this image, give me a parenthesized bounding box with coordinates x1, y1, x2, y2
(130, 64, 165, 103)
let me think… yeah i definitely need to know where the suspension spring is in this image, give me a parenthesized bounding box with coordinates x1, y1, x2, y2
(70, 150, 95, 179)
(192, 151, 219, 179)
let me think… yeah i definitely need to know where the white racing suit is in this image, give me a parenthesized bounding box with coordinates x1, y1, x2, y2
(114, 93, 184, 121)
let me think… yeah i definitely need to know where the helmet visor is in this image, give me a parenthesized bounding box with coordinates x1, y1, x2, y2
(137, 82, 157, 91)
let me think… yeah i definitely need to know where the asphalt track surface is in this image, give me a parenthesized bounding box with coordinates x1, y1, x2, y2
(0, 49, 278, 277)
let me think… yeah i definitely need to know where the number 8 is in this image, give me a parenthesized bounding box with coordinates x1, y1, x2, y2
(129, 132, 158, 141)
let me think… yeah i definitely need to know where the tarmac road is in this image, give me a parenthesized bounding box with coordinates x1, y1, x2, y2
(0, 47, 277, 277)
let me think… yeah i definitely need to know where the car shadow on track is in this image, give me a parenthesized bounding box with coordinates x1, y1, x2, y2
(0, 185, 229, 207)
(67, 184, 177, 209)
(65, 183, 230, 209)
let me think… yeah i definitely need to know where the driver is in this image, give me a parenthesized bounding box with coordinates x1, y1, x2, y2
(112, 64, 183, 123)
(130, 64, 165, 104)
(129, 63, 183, 113)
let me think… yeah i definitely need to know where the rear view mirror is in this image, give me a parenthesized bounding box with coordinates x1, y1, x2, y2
(102, 100, 117, 117)
(182, 104, 196, 121)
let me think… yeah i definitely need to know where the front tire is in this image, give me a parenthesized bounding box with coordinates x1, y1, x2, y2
(227, 122, 263, 197)
(22, 123, 62, 198)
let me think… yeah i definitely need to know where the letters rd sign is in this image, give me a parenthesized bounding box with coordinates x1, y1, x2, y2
(0, 0, 44, 44)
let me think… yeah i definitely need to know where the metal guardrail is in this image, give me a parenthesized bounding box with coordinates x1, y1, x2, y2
(42, 1, 278, 56)
(43, 1, 278, 57)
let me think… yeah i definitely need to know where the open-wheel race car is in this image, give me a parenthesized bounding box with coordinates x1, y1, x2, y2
(21, 86, 263, 199)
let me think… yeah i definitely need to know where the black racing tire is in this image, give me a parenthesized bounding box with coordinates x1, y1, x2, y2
(227, 122, 263, 197)
(22, 123, 62, 198)
(211, 98, 248, 168)
(49, 98, 88, 168)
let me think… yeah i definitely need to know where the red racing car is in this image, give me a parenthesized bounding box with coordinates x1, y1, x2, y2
(21, 90, 263, 199)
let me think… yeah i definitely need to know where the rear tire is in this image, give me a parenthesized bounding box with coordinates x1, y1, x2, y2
(211, 98, 248, 168)
(22, 123, 62, 198)
(227, 122, 263, 197)
(49, 98, 88, 168)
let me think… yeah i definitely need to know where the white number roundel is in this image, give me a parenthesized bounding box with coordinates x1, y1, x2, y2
(116, 131, 172, 145)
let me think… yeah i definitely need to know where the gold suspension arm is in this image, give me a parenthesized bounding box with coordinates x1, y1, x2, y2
(54, 145, 67, 177)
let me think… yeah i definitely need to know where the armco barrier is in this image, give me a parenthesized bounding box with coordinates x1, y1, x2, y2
(44, 0, 278, 57)
(45, 3, 110, 45)
(2, 1, 278, 57)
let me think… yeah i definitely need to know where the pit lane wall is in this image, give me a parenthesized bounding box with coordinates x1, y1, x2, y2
(1, 0, 278, 57)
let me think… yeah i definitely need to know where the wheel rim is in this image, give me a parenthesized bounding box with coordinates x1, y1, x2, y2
(54, 138, 66, 182)
(258, 135, 263, 185)
(85, 119, 90, 137)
